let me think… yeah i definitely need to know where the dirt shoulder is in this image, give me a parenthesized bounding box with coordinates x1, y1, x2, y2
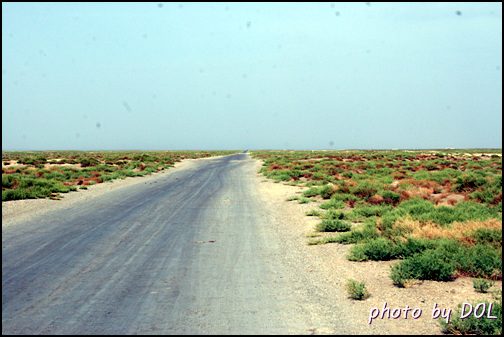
(251, 159, 501, 335)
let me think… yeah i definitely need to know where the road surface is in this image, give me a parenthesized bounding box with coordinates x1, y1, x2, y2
(2, 153, 353, 334)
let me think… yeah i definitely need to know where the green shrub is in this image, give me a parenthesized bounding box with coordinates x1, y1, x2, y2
(344, 279, 369, 300)
(471, 228, 502, 248)
(380, 190, 401, 203)
(2, 177, 76, 201)
(396, 199, 500, 226)
(79, 157, 99, 167)
(393, 248, 458, 282)
(316, 219, 352, 232)
(320, 185, 336, 199)
(439, 294, 502, 335)
(333, 222, 379, 244)
(454, 172, 490, 192)
(473, 279, 495, 293)
(347, 237, 396, 261)
(395, 237, 439, 259)
(305, 209, 322, 217)
(457, 244, 502, 279)
(346, 244, 368, 261)
(350, 181, 380, 200)
(43, 171, 67, 181)
(302, 187, 320, 198)
(319, 199, 346, 210)
(324, 210, 346, 220)
(398, 198, 436, 217)
(347, 204, 393, 221)
(331, 193, 359, 203)
(390, 261, 418, 287)
(2, 174, 19, 189)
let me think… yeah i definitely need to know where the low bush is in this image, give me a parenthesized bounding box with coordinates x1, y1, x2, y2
(390, 261, 418, 288)
(303, 187, 320, 198)
(319, 199, 346, 210)
(333, 222, 379, 244)
(471, 228, 502, 248)
(473, 279, 495, 293)
(316, 219, 352, 232)
(347, 237, 396, 261)
(456, 244, 502, 279)
(2, 177, 76, 201)
(439, 293, 502, 335)
(2, 174, 19, 188)
(392, 247, 458, 282)
(320, 185, 337, 199)
(344, 279, 369, 300)
(395, 237, 439, 259)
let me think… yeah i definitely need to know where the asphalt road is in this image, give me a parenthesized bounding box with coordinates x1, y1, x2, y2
(2, 153, 334, 334)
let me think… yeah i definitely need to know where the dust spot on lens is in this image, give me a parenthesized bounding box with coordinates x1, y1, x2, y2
(329, 141, 334, 147)
(455, 10, 462, 16)
(122, 101, 132, 112)
(157, 3, 163, 8)
(96, 122, 101, 129)
(246, 21, 251, 28)
(335, 11, 340, 16)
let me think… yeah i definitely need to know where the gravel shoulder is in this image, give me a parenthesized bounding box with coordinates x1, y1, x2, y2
(3, 155, 501, 334)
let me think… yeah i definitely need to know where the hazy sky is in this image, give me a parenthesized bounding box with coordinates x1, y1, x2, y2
(2, 2, 502, 151)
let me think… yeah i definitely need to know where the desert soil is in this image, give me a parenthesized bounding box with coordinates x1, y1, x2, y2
(2, 155, 501, 334)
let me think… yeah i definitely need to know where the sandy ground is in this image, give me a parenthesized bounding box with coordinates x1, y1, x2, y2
(2, 155, 501, 334)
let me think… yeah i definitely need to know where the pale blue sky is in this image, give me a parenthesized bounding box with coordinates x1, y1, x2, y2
(2, 2, 502, 150)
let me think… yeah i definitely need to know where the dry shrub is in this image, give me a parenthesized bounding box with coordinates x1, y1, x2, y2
(346, 180, 359, 187)
(401, 188, 431, 200)
(395, 218, 502, 244)
(89, 177, 102, 184)
(399, 190, 411, 202)
(393, 172, 409, 180)
(35, 171, 44, 178)
(492, 193, 502, 206)
(406, 179, 439, 190)
(302, 172, 313, 179)
(269, 163, 283, 171)
(435, 193, 467, 206)
(368, 195, 385, 205)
